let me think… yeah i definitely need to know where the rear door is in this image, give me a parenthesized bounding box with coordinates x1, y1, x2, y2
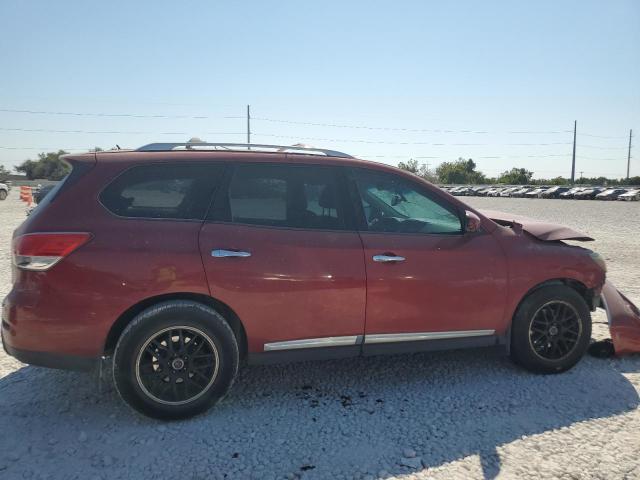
(198, 162, 366, 357)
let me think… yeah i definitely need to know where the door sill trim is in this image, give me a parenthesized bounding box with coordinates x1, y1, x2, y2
(264, 335, 361, 351)
(364, 329, 495, 344)
(262, 330, 495, 352)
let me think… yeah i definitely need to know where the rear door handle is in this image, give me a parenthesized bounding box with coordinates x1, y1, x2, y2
(212, 249, 251, 258)
(373, 254, 405, 263)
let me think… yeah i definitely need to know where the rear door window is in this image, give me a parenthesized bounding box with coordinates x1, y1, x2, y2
(217, 164, 347, 230)
(100, 163, 224, 220)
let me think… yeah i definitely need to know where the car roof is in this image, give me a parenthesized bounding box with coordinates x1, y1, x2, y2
(90, 149, 391, 170)
(63, 144, 431, 184)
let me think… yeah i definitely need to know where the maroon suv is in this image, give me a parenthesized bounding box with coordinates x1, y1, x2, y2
(3, 142, 639, 419)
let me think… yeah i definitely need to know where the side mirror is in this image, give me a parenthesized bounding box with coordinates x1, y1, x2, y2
(465, 210, 481, 233)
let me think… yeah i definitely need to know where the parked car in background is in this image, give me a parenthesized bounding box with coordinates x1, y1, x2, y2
(595, 188, 627, 200)
(541, 186, 570, 199)
(559, 187, 584, 199)
(0, 182, 8, 200)
(33, 184, 56, 204)
(470, 186, 487, 196)
(451, 186, 474, 196)
(618, 189, 640, 201)
(5, 141, 639, 419)
(574, 187, 605, 200)
(510, 187, 532, 198)
(489, 187, 507, 197)
(525, 187, 547, 198)
(499, 187, 520, 197)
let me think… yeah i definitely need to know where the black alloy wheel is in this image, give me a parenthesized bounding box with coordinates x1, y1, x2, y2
(528, 301, 582, 361)
(135, 326, 219, 405)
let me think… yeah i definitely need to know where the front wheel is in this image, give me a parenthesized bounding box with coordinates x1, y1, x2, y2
(0, 190, 7, 200)
(511, 285, 591, 374)
(113, 300, 239, 419)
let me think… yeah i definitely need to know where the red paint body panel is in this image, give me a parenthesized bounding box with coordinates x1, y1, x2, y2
(479, 209, 594, 242)
(601, 281, 640, 355)
(4, 156, 212, 358)
(198, 223, 366, 352)
(491, 228, 605, 333)
(360, 231, 508, 335)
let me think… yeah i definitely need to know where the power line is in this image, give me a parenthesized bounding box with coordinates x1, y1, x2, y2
(577, 154, 628, 161)
(579, 132, 628, 139)
(251, 116, 573, 135)
(580, 144, 630, 150)
(0, 107, 577, 135)
(0, 127, 245, 136)
(252, 132, 572, 147)
(0, 108, 232, 120)
(0, 146, 92, 151)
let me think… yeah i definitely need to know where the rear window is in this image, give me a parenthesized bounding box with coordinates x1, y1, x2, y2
(100, 163, 224, 220)
(215, 164, 346, 230)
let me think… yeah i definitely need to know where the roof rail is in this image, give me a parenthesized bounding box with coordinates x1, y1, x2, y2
(136, 142, 353, 158)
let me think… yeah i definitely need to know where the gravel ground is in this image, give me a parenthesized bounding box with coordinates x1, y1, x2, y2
(0, 192, 639, 480)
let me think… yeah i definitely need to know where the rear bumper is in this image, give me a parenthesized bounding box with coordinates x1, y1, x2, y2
(600, 281, 640, 355)
(2, 295, 99, 371)
(1, 330, 97, 371)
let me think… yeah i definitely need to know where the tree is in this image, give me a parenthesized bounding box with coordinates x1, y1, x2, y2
(435, 158, 486, 184)
(397, 158, 437, 183)
(0, 165, 10, 182)
(497, 167, 534, 185)
(15, 150, 70, 180)
(621, 176, 640, 186)
(398, 158, 421, 175)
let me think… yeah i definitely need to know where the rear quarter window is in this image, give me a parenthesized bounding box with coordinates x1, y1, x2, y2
(100, 163, 224, 220)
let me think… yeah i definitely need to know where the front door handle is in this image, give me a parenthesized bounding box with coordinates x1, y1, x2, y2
(212, 249, 251, 258)
(373, 254, 405, 263)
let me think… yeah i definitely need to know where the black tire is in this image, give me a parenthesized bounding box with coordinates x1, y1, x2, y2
(0, 190, 7, 200)
(511, 285, 591, 374)
(113, 300, 239, 420)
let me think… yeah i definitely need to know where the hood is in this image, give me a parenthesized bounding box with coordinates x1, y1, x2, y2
(479, 209, 594, 242)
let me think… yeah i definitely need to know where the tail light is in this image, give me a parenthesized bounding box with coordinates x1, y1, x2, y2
(13, 233, 92, 271)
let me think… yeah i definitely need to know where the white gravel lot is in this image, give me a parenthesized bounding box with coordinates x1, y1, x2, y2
(0, 192, 639, 480)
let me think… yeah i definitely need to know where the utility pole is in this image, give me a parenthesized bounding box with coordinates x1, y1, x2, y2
(627, 129, 633, 180)
(571, 120, 577, 184)
(246, 105, 251, 146)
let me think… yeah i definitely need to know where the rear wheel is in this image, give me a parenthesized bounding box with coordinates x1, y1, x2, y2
(0, 190, 7, 200)
(511, 285, 591, 373)
(113, 300, 239, 419)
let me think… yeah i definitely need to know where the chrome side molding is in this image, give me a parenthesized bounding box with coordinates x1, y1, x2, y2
(263, 330, 495, 351)
(264, 336, 359, 351)
(364, 329, 495, 344)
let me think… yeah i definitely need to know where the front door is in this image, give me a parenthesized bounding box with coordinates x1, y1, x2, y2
(199, 163, 366, 357)
(349, 168, 508, 353)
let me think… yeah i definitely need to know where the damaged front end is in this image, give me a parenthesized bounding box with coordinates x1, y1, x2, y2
(600, 281, 640, 356)
(478, 209, 640, 356)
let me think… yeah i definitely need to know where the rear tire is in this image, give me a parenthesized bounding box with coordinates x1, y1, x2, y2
(0, 190, 7, 200)
(113, 300, 239, 419)
(511, 285, 591, 374)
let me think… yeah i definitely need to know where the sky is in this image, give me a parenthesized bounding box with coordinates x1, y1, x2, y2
(0, 0, 638, 179)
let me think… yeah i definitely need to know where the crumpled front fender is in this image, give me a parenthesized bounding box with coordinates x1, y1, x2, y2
(600, 281, 640, 355)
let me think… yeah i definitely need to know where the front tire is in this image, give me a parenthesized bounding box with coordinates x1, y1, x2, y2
(0, 190, 7, 200)
(511, 285, 591, 374)
(113, 300, 239, 419)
